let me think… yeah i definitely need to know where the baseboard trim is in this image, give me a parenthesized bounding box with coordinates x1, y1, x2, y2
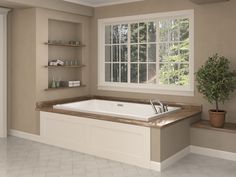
(150, 146, 189, 171)
(149, 161, 161, 171)
(8, 129, 42, 143)
(190, 145, 236, 162)
(161, 146, 190, 170)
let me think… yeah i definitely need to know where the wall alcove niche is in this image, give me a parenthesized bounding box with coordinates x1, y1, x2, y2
(45, 19, 86, 91)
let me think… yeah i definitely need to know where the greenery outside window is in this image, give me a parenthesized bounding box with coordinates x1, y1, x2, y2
(98, 10, 194, 96)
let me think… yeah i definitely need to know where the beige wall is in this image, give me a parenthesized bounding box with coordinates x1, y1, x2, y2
(10, 8, 37, 134)
(0, 0, 93, 16)
(90, 0, 236, 123)
(9, 8, 91, 134)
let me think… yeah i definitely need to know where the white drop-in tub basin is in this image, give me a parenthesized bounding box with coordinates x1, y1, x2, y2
(53, 99, 181, 122)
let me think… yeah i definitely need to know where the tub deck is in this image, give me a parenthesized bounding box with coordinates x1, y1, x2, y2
(36, 96, 201, 128)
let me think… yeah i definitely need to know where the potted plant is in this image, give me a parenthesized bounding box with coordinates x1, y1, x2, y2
(196, 54, 236, 128)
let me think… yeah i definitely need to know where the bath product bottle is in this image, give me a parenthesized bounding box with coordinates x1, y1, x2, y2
(56, 81, 60, 88)
(57, 77, 61, 88)
(51, 77, 56, 88)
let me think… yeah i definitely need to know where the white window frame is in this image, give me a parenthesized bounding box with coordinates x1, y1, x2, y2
(98, 10, 194, 96)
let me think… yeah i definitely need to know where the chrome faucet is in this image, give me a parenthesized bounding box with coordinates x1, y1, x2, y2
(150, 99, 158, 114)
(150, 99, 168, 114)
(156, 100, 164, 113)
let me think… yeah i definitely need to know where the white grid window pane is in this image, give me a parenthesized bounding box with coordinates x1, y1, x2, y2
(103, 15, 191, 88)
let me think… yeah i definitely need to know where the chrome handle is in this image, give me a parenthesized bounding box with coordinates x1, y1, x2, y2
(157, 107, 162, 113)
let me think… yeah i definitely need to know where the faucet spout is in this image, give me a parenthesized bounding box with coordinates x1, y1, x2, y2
(150, 99, 158, 114)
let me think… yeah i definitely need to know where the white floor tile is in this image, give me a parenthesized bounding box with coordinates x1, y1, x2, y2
(0, 136, 236, 177)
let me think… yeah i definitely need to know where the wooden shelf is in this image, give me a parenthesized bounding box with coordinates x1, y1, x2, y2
(45, 42, 85, 48)
(44, 85, 86, 91)
(44, 65, 86, 69)
(192, 120, 236, 134)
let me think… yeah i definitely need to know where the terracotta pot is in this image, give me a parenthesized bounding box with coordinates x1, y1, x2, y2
(209, 110, 226, 128)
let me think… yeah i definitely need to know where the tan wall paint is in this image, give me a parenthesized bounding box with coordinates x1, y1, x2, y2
(151, 114, 200, 162)
(35, 8, 90, 101)
(9, 8, 91, 134)
(160, 120, 191, 161)
(0, 0, 93, 16)
(150, 128, 161, 162)
(90, 0, 236, 123)
(160, 114, 200, 161)
(191, 127, 236, 153)
(10, 8, 38, 134)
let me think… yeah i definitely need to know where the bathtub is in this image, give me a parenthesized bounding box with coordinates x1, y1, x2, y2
(53, 99, 181, 121)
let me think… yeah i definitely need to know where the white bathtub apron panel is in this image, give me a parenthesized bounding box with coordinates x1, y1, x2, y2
(40, 112, 151, 168)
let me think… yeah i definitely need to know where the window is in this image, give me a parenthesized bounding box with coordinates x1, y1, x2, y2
(98, 10, 194, 96)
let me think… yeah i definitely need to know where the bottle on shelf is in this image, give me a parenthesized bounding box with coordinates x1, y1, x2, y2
(51, 77, 56, 88)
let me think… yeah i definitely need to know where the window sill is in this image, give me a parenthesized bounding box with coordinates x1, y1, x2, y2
(98, 83, 194, 96)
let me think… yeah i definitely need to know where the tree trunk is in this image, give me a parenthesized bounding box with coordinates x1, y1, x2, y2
(216, 100, 219, 112)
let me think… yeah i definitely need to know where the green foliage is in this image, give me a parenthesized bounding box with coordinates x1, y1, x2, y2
(159, 18, 190, 86)
(196, 54, 236, 111)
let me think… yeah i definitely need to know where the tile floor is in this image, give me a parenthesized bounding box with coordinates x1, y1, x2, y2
(0, 136, 236, 177)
